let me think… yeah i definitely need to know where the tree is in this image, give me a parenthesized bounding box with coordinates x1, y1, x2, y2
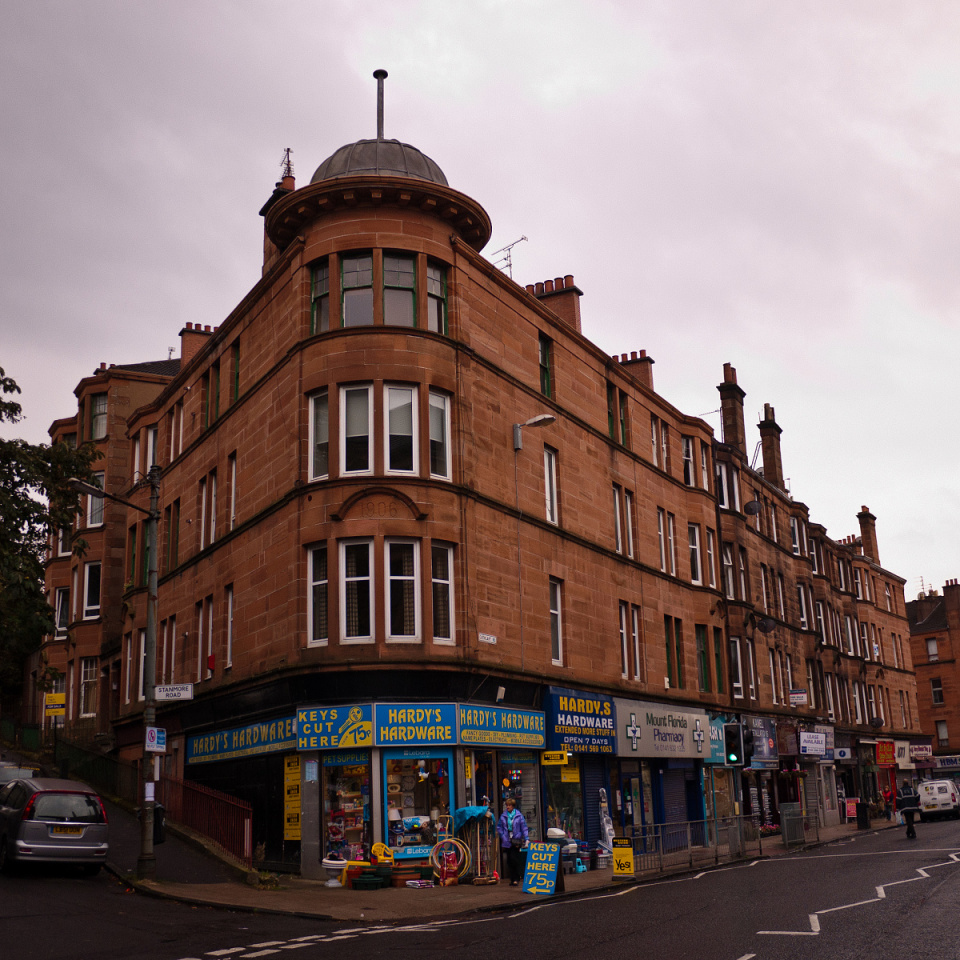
(0, 368, 100, 707)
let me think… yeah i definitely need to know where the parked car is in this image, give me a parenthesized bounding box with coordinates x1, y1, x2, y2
(0, 764, 40, 784)
(0, 778, 109, 874)
(917, 779, 960, 821)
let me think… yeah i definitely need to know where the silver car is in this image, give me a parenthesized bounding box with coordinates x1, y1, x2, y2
(0, 777, 109, 874)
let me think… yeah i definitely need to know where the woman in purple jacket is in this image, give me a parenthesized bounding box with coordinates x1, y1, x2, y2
(497, 797, 529, 886)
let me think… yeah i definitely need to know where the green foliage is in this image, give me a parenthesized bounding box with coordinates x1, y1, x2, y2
(0, 368, 100, 704)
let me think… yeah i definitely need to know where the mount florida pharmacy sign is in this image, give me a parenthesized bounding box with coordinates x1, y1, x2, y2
(614, 698, 708, 759)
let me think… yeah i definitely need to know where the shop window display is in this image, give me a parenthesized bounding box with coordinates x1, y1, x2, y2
(324, 757, 371, 860)
(498, 751, 540, 841)
(384, 751, 452, 858)
(543, 759, 584, 841)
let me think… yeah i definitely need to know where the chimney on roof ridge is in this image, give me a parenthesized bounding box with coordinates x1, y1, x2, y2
(857, 505, 879, 566)
(179, 322, 214, 367)
(717, 362, 747, 459)
(528, 274, 583, 333)
(758, 402, 785, 491)
(617, 348, 655, 390)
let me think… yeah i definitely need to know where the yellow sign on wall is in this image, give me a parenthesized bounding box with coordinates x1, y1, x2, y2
(283, 754, 301, 841)
(44, 693, 66, 717)
(541, 751, 568, 765)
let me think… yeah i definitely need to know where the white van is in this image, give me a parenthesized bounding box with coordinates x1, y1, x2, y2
(918, 780, 960, 821)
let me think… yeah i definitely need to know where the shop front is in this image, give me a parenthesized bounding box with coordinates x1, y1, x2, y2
(296, 699, 546, 878)
(704, 714, 736, 819)
(185, 713, 299, 870)
(613, 697, 708, 836)
(874, 739, 898, 810)
(542, 686, 617, 846)
(742, 715, 778, 826)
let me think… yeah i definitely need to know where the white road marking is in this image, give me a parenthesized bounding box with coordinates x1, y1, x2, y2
(759, 850, 960, 936)
(207, 951, 246, 957)
(240, 952, 281, 958)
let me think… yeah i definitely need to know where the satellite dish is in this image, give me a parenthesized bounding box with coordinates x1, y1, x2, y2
(744, 500, 762, 516)
(869, 716, 884, 729)
(756, 618, 777, 634)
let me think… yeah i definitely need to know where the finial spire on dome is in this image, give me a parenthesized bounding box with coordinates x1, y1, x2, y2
(373, 69, 388, 140)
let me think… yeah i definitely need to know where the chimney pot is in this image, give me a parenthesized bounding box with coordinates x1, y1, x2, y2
(544, 280, 554, 293)
(631, 351, 638, 360)
(525, 284, 535, 294)
(554, 277, 564, 289)
(535, 282, 544, 295)
(564, 274, 574, 288)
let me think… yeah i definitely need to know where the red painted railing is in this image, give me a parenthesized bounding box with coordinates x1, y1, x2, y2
(159, 775, 253, 868)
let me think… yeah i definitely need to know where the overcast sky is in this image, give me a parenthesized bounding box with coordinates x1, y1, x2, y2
(2, 1, 957, 597)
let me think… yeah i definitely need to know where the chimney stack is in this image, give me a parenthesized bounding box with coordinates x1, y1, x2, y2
(717, 363, 747, 459)
(526, 275, 583, 333)
(857, 505, 879, 565)
(615, 349, 655, 390)
(758, 403, 785, 491)
(179, 322, 214, 368)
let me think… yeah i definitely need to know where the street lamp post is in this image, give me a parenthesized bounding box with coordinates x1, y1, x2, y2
(69, 464, 161, 879)
(512, 414, 556, 672)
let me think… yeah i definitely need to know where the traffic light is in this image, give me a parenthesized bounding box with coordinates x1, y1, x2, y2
(741, 724, 755, 766)
(724, 723, 744, 765)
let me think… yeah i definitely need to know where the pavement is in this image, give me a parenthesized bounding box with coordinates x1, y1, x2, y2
(111, 811, 901, 924)
(2, 744, 900, 924)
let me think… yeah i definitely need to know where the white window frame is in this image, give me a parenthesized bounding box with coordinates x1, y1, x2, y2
(619, 601, 629, 677)
(700, 444, 710, 489)
(705, 530, 716, 589)
(805, 660, 817, 710)
(79, 657, 97, 717)
(124, 633, 132, 704)
(624, 491, 635, 558)
(87, 472, 105, 527)
(428, 390, 452, 481)
(745, 638, 756, 699)
(308, 545, 329, 647)
(196, 601, 204, 682)
(681, 437, 694, 486)
(730, 637, 744, 699)
(650, 416, 659, 467)
(825, 673, 836, 721)
(385, 539, 421, 642)
(308, 390, 329, 480)
(613, 485, 623, 553)
(722, 544, 735, 599)
(657, 508, 667, 572)
(796, 584, 808, 629)
(549, 578, 563, 665)
(54, 586, 70, 635)
(544, 447, 558, 525)
(776, 574, 785, 619)
(937, 719, 948, 747)
(82, 562, 101, 619)
(666, 513, 676, 576)
(228, 452, 237, 531)
(341, 539, 374, 643)
(431, 542, 455, 645)
(225, 584, 234, 668)
(631, 605, 642, 680)
(384, 384, 419, 476)
(90, 392, 108, 440)
(206, 597, 214, 677)
(854, 568, 863, 600)
(137, 629, 146, 701)
(927, 637, 939, 662)
(688, 523, 702, 585)
(738, 548, 747, 599)
(199, 477, 207, 550)
(815, 601, 826, 641)
(208, 470, 217, 545)
(146, 426, 159, 470)
(790, 517, 800, 555)
(340, 384, 373, 477)
(769, 649, 779, 704)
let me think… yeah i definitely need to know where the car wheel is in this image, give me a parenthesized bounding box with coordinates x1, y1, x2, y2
(81, 864, 101, 877)
(0, 837, 12, 875)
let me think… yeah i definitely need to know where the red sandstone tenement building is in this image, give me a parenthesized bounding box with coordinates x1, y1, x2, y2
(32, 75, 922, 872)
(908, 580, 960, 775)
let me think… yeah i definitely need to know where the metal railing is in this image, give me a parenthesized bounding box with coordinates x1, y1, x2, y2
(54, 738, 140, 803)
(158, 775, 253, 869)
(620, 813, 819, 873)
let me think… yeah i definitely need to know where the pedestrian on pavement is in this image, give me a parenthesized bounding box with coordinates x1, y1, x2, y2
(882, 786, 893, 821)
(497, 797, 529, 886)
(898, 779, 920, 839)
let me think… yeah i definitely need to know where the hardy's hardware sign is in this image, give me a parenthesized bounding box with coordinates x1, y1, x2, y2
(457, 706, 546, 748)
(614, 698, 709, 759)
(544, 687, 617, 754)
(374, 703, 458, 745)
(187, 716, 297, 764)
(298, 704, 372, 750)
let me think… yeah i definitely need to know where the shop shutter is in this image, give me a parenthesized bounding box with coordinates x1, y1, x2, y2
(662, 769, 687, 823)
(582, 757, 606, 846)
(803, 771, 819, 819)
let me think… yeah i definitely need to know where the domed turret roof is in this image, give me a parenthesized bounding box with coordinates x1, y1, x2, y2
(310, 69, 448, 187)
(310, 138, 448, 185)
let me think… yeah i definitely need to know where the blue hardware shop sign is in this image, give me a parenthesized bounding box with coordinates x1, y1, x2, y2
(187, 716, 297, 764)
(543, 687, 616, 754)
(458, 705, 546, 748)
(374, 703, 458, 745)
